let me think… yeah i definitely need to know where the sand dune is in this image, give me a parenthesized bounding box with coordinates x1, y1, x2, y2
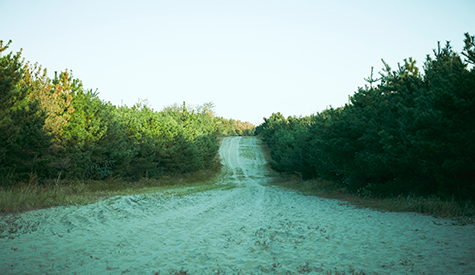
(1, 136, 474, 274)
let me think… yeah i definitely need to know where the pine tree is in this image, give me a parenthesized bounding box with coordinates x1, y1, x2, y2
(0, 41, 51, 185)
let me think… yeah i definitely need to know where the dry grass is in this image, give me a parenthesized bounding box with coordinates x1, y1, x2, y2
(269, 175, 475, 224)
(0, 166, 229, 214)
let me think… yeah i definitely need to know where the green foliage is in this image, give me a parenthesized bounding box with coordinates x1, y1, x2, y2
(0, 41, 52, 185)
(259, 34, 475, 200)
(0, 41, 255, 188)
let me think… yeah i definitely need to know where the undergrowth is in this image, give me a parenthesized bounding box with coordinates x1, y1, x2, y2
(0, 163, 225, 214)
(269, 175, 475, 224)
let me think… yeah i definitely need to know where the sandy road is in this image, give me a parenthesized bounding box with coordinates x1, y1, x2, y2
(1, 136, 475, 274)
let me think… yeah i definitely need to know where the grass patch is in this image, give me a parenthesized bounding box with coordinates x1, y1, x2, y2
(0, 164, 230, 214)
(269, 175, 475, 224)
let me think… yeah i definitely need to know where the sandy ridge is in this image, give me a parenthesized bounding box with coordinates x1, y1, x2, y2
(1, 136, 474, 274)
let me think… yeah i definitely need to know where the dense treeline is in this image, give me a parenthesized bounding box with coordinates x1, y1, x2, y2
(257, 34, 475, 200)
(0, 41, 254, 187)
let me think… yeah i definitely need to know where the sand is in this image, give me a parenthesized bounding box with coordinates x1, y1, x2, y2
(1, 136, 474, 274)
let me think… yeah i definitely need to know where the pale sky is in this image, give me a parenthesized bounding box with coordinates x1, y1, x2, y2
(1, 0, 474, 124)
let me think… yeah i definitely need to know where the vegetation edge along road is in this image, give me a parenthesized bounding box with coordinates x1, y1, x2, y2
(2, 34, 475, 223)
(257, 33, 475, 223)
(0, 39, 252, 213)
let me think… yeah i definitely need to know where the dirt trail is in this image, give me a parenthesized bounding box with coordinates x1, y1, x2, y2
(1, 136, 474, 274)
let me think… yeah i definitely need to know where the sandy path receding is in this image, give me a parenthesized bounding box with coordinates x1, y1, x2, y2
(1, 136, 474, 274)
